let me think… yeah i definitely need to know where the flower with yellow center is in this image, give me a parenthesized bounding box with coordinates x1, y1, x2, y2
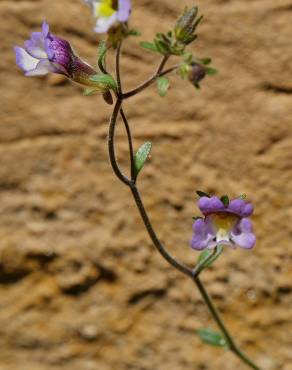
(84, 0, 131, 34)
(191, 196, 256, 250)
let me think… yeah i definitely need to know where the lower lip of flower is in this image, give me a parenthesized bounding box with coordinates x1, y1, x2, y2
(209, 213, 239, 242)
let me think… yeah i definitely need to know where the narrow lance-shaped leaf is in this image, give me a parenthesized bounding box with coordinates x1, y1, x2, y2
(140, 41, 160, 53)
(157, 77, 170, 97)
(198, 245, 223, 270)
(134, 142, 152, 177)
(97, 41, 107, 70)
(197, 328, 229, 348)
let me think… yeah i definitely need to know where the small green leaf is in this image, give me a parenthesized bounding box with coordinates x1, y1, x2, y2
(239, 193, 247, 200)
(198, 57, 212, 65)
(140, 41, 160, 53)
(90, 74, 117, 90)
(127, 29, 141, 36)
(97, 41, 107, 70)
(205, 67, 218, 75)
(134, 142, 152, 177)
(197, 328, 229, 348)
(157, 77, 170, 97)
(220, 195, 229, 206)
(198, 246, 223, 269)
(196, 190, 211, 198)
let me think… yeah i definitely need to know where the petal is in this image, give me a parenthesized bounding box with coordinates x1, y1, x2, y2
(25, 59, 54, 76)
(24, 37, 47, 59)
(191, 218, 216, 250)
(42, 21, 50, 37)
(231, 218, 256, 249)
(94, 14, 118, 33)
(227, 199, 254, 217)
(117, 0, 131, 21)
(15, 46, 38, 72)
(198, 196, 225, 215)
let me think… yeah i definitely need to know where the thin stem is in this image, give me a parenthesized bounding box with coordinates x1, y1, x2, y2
(194, 276, 261, 370)
(120, 108, 135, 180)
(122, 57, 181, 99)
(108, 99, 132, 186)
(130, 185, 194, 277)
(116, 42, 123, 95)
(108, 46, 262, 370)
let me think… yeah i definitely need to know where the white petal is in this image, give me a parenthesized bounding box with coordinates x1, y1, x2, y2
(94, 14, 117, 33)
(25, 59, 53, 76)
(15, 47, 38, 72)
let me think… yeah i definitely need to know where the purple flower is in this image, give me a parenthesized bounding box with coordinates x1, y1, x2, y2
(15, 22, 105, 89)
(191, 196, 256, 250)
(84, 0, 131, 33)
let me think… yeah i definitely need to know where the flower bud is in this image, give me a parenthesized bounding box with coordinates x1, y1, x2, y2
(188, 63, 206, 85)
(174, 6, 202, 45)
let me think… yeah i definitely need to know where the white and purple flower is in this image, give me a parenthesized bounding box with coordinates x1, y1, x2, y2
(15, 21, 104, 89)
(84, 0, 131, 33)
(191, 196, 256, 250)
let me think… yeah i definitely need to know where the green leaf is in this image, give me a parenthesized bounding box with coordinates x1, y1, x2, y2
(197, 328, 229, 348)
(239, 193, 247, 200)
(198, 57, 212, 65)
(134, 142, 152, 177)
(127, 29, 141, 36)
(198, 246, 223, 269)
(196, 190, 210, 198)
(220, 195, 229, 206)
(97, 41, 107, 70)
(90, 74, 117, 90)
(205, 67, 218, 75)
(157, 77, 170, 97)
(84, 88, 99, 96)
(140, 41, 160, 53)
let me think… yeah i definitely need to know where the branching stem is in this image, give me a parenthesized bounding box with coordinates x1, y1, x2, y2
(106, 44, 262, 370)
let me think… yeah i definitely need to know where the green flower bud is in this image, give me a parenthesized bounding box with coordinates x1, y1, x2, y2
(174, 6, 202, 45)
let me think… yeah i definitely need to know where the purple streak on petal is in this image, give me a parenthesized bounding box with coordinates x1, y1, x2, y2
(14, 46, 38, 72)
(231, 218, 256, 249)
(191, 218, 216, 250)
(228, 199, 254, 217)
(117, 0, 131, 21)
(45, 35, 73, 74)
(198, 196, 225, 215)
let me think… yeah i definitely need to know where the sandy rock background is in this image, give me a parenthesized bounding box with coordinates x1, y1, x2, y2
(0, 0, 292, 369)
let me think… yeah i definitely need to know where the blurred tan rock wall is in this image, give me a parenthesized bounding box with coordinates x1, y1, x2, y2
(0, 1, 292, 369)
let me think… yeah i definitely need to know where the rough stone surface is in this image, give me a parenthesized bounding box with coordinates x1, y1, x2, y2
(1, 1, 292, 369)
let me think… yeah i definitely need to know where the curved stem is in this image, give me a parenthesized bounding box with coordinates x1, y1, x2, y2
(194, 276, 261, 370)
(116, 42, 123, 95)
(108, 99, 132, 186)
(130, 185, 194, 277)
(108, 45, 262, 370)
(120, 108, 135, 180)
